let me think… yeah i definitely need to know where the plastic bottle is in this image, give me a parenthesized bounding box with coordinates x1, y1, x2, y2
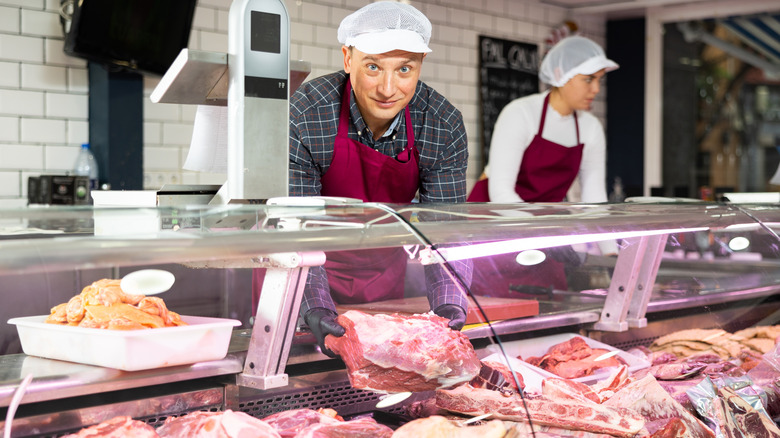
(608, 176, 625, 203)
(73, 143, 99, 190)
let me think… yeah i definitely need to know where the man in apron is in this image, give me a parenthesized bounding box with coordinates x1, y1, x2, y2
(283, 2, 472, 356)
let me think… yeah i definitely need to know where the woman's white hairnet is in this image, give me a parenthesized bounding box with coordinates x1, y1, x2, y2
(538, 36, 619, 87)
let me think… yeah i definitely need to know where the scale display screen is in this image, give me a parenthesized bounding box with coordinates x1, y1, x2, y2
(250, 11, 281, 54)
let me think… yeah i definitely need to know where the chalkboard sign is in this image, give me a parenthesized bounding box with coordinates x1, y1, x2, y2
(478, 35, 539, 169)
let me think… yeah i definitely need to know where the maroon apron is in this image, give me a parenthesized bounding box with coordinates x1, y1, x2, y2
(469, 93, 584, 296)
(253, 80, 419, 308)
(467, 93, 584, 202)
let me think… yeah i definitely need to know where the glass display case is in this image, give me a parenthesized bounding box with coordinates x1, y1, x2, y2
(1, 199, 780, 435)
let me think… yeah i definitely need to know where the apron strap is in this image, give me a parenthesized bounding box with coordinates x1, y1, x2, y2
(538, 93, 551, 136)
(574, 110, 580, 145)
(337, 80, 352, 139)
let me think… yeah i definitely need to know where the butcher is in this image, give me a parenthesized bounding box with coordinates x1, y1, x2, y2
(254, 1, 473, 356)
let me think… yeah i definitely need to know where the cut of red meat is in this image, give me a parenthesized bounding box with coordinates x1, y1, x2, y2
(591, 365, 632, 400)
(710, 385, 780, 438)
(510, 422, 624, 438)
(262, 409, 342, 437)
(324, 311, 481, 393)
(61, 416, 159, 438)
(651, 418, 691, 438)
(156, 410, 281, 438)
(542, 377, 601, 404)
(392, 415, 507, 438)
(295, 418, 393, 438)
(436, 384, 645, 437)
(526, 336, 624, 379)
(602, 375, 714, 438)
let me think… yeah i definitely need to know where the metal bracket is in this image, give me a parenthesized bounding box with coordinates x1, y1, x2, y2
(592, 234, 668, 331)
(237, 251, 325, 390)
(625, 234, 667, 328)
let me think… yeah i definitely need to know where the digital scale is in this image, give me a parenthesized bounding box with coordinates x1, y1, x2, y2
(150, 0, 310, 204)
(148, 0, 317, 390)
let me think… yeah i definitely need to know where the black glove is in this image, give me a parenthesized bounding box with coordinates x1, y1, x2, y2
(545, 245, 585, 267)
(434, 304, 467, 331)
(303, 307, 346, 358)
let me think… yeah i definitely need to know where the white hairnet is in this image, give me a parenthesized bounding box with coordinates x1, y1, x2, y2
(337, 2, 432, 54)
(538, 36, 619, 87)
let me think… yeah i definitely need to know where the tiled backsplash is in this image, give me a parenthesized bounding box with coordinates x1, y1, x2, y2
(0, 0, 606, 207)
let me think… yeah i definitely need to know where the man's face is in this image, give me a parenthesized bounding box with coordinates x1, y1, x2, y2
(343, 46, 425, 136)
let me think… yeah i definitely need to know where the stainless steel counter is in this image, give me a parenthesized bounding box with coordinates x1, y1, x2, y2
(0, 353, 242, 408)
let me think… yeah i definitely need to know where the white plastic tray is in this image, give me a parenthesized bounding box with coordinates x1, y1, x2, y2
(8, 315, 241, 371)
(497, 333, 650, 385)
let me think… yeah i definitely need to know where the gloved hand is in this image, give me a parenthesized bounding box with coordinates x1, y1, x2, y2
(303, 307, 346, 358)
(545, 245, 585, 267)
(434, 304, 467, 331)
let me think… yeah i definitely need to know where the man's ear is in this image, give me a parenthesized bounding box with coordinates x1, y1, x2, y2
(342, 45, 352, 73)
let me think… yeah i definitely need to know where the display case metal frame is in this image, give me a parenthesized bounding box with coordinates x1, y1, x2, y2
(3, 201, 780, 435)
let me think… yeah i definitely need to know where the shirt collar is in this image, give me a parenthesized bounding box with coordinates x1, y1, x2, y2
(349, 93, 403, 139)
(382, 112, 403, 138)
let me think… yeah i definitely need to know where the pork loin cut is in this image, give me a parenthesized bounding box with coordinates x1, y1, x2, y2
(436, 385, 645, 437)
(324, 311, 481, 393)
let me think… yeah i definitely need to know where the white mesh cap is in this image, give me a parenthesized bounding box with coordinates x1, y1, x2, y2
(539, 36, 619, 87)
(338, 1, 432, 54)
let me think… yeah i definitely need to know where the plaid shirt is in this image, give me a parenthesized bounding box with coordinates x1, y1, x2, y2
(290, 71, 471, 316)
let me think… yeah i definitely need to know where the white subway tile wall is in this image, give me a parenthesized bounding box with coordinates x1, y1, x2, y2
(0, 0, 607, 207)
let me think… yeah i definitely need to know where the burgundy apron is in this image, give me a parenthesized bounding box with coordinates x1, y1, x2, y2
(469, 93, 583, 296)
(320, 80, 420, 303)
(467, 93, 584, 202)
(253, 80, 419, 309)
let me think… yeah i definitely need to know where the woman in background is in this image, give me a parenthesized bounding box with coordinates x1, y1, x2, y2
(468, 35, 619, 297)
(469, 35, 619, 204)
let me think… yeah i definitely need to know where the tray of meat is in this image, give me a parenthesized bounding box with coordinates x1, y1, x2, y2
(8, 315, 240, 371)
(501, 333, 650, 384)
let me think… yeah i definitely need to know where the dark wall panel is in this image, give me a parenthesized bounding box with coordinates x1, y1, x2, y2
(606, 18, 646, 197)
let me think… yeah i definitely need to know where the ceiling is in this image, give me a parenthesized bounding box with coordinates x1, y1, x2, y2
(537, 0, 778, 21)
(537, 0, 713, 15)
(535, 0, 780, 75)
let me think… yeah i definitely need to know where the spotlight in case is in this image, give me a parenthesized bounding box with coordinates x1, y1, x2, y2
(515, 249, 546, 266)
(728, 236, 750, 251)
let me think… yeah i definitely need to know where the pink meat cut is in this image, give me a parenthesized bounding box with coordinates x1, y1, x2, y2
(295, 418, 393, 438)
(435, 385, 645, 437)
(62, 416, 160, 438)
(324, 311, 481, 393)
(262, 409, 341, 437)
(156, 410, 281, 438)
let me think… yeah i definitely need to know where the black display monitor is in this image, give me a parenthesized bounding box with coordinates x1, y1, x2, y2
(64, 0, 198, 76)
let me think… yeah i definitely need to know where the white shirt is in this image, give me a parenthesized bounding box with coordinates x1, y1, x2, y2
(486, 91, 607, 203)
